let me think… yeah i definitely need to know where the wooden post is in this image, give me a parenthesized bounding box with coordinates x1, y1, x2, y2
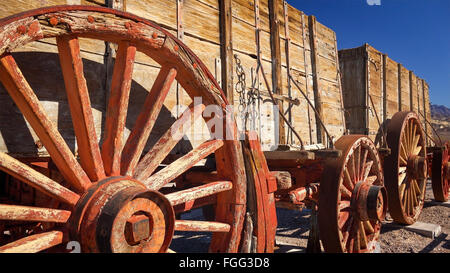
(409, 71, 414, 111)
(308, 15, 325, 144)
(300, 12, 314, 144)
(364, 44, 370, 135)
(382, 54, 387, 124)
(283, 1, 293, 144)
(269, 0, 286, 145)
(219, 0, 234, 104)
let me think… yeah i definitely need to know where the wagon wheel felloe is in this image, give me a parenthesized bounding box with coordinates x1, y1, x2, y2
(431, 142, 449, 202)
(319, 135, 386, 253)
(384, 111, 427, 225)
(0, 6, 245, 253)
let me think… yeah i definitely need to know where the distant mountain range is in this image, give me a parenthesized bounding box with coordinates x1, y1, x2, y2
(430, 104, 450, 143)
(431, 104, 450, 121)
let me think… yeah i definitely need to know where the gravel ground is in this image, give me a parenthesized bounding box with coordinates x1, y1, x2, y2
(171, 180, 449, 253)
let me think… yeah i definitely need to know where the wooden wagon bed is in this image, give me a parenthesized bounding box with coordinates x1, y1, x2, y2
(0, 0, 346, 156)
(339, 44, 433, 147)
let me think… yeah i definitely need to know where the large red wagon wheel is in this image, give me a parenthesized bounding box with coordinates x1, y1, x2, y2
(431, 142, 449, 202)
(319, 135, 386, 253)
(0, 6, 245, 253)
(384, 111, 427, 225)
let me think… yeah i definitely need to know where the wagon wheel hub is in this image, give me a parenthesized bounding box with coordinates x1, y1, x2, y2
(70, 178, 175, 253)
(406, 155, 427, 180)
(352, 182, 387, 222)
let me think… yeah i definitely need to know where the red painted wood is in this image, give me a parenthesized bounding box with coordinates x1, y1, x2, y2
(0, 54, 91, 192)
(120, 67, 177, 176)
(133, 103, 205, 181)
(101, 42, 136, 176)
(57, 36, 105, 182)
(145, 140, 224, 190)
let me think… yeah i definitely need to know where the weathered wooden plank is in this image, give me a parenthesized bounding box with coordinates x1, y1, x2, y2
(219, 0, 234, 103)
(308, 15, 325, 144)
(269, 0, 285, 145)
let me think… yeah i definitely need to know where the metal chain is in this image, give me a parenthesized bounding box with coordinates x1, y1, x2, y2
(234, 54, 247, 115)
(234, 54, 260, 130)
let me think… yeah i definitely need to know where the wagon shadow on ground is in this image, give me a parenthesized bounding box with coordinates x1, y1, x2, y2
(170, 207, 313, 253)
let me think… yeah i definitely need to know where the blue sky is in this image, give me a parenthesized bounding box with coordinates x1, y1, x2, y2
(288, 0, 449, 107)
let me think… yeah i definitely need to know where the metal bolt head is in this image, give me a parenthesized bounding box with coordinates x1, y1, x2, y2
(17, 25, 27, 34)
(49, 17, 59, 27)
(125, 214, 151, 245)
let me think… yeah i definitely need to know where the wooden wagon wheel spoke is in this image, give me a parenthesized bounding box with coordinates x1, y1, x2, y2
(360, 149, 368, 181)
(174, 220, 231, 233)
(101, 42, 137, 176)
(0, 230, 64, 253)
(121, 66, 177, 176)
(319, 136, 385, 253)
(133, 103, 205, 181)
(385, 111, 427, 224)
(0, 204, 71, 223)
(0, 54, 91, 193)
(57, 36, 105, 182)
(0, 152, 80, 206)
(361, 160, 374, 183)
(145, 140, 224, 191)
(166, 181, 232, 206)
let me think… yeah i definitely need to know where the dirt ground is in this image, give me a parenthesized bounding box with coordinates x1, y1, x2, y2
(274, 179, 449, 253)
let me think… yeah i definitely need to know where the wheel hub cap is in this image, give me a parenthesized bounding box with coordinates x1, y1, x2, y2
(353, 182, 387, 222)
(407, 155, 427, 180)
(70, 177, 175, 253)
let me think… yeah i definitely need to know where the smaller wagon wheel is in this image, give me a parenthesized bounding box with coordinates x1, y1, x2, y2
(384, 111, 427, 225)
(431, 142, 449, 202)
(319, 135, 386, 253)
